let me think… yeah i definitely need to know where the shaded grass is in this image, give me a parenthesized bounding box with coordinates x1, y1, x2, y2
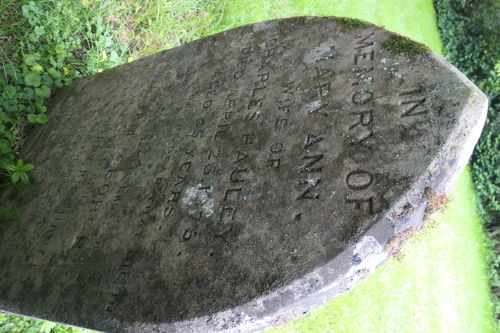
(99, 0, 228, 58)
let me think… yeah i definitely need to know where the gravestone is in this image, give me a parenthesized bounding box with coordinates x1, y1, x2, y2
(0, 17, 487, 333)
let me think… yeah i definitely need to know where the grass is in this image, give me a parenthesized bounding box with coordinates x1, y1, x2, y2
(0, 0, 496, 332)
(100, 0, 227, 58)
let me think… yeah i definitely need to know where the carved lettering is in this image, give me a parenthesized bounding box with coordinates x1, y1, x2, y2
(351, 67, 374, 86)
(346, 170, 373, 190)
(234, 151, 249, 163)
(203, 163, 217, 175)
(399, 87, 427, 117)
(346, 196, 375, 214)
(300, 155, 324, 173)
(352, 90, 373, 105)
(304, 133, 324, 149)
(353, 51, 374, 65)
(230, 168, 247, 183)
(208, 148, 220, 159)
(242, 133, 255, 144)
(224, 188, 242, 201)
(298, 179, 321, 200)
(354, 32, 375, 50)
(270, 143, 283, 153)
(401, 98, 427, 117)
(349, 110, 373, 130)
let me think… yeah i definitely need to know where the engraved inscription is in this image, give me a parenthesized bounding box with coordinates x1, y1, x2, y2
(0, 17, 475, 331)
(399, 87, 427, 118)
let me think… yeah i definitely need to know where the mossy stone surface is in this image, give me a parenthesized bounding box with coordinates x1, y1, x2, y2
(383, 35, 432, 58)
(334, 17, 372, 29)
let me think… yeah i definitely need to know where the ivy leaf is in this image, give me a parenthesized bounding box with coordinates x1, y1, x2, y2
(27, 114, 37, 123)
(47, 68, 62, 79)
(28, 34, 40, 43)
(23, 164, 34, 172)
(32, 64, 43, 73)
(4, 164, 16, 172)
(109, 51, 119, 63)
(35, 102, 47, 113)
(24, 72, 41, 87)
(2, 86, 17, 100)
(20, 172, 29, 184)
(11, 172, 20, 183)
(23, 53, 40, 66)
(40, 321, 56, 333)
(35, 114, 48, 123)
(0, 140, 11, 154)
(23, 87, 35, 100)
(42, 74, 53, 87)
(34, 26, 45, 36)
(35, 85, 51, 99)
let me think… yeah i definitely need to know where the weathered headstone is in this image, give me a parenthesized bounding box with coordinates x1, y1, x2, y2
(0, 17, 487, 332)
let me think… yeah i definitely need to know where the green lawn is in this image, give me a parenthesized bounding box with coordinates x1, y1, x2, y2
(221, 0, 443, 55)
(0, 0, 496, 332)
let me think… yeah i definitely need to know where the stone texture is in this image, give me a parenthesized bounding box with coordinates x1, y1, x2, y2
(0, 17, 487, 333)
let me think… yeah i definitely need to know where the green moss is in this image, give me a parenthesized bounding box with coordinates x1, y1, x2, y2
(300, 16, 330, 24)
(383, 35, 432, 58)
(334, 17, 372, 29)
(278, 16, 371, 30)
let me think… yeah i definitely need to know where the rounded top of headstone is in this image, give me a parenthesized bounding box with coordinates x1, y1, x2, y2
(0, 16, 487, 333)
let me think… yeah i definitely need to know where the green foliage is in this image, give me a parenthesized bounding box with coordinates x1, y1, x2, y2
(0, 0, 128, 187)
(434, 0, 500, 321)
(3, 159, 34, 184)
(0, 312, 94, 333)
